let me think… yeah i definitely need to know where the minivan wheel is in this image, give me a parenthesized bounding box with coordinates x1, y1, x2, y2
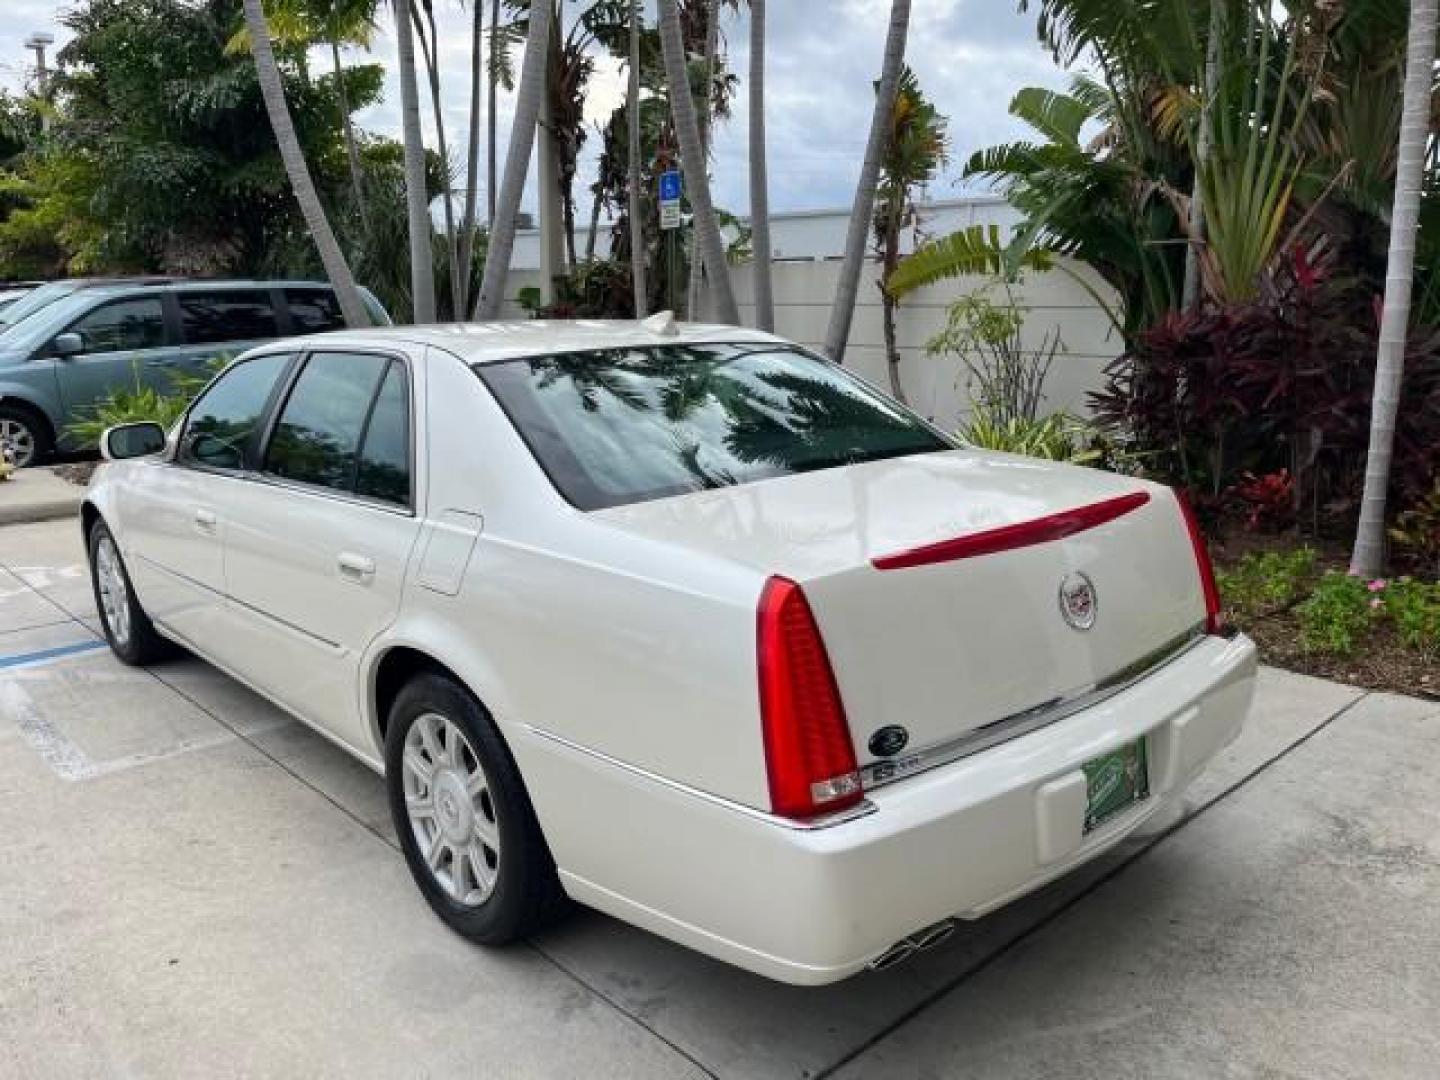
(0, 404, 52, 468)
(88, 521, 171, 665)
(385, 672, 569, 944)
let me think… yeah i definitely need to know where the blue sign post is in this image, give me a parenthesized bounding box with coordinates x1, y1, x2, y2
(659, 169, 682, 230)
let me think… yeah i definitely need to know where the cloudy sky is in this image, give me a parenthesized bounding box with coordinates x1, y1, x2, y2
(0, 0, 1070, 217)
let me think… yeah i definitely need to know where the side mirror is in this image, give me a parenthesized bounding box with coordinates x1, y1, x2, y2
(51, 332, 84, 358)
(102, 422, 167, 461)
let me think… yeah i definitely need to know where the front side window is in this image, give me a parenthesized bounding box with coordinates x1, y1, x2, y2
(64, 298, 165, 354)
(178, 290, 279, 345)
(263, 352, 399, 499)
(476, 344, 952, 510)
(179, 352, 292, 470)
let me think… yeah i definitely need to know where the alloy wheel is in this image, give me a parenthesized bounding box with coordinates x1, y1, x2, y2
(0, 418, 36, 468)
(401, 712, 502, 907)
(94, 534, 132, 648)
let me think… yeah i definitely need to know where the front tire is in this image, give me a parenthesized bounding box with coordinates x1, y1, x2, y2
(88, 521, 171, 665)
(385, 672, 568, 943)
(0, 403, 53, 468)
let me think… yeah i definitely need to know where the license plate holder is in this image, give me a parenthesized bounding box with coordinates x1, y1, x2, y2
(1083, 737, 1150, 833)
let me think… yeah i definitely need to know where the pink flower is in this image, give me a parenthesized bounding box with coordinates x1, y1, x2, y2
(1367, 579, 1388, 592)
(1370, 598, 1385, 610)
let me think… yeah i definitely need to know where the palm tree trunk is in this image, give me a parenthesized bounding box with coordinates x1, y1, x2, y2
(685, 0, 719, 318)
(330, 39, 367, 218)
(474, 0, 554, 319)
(1183, 0, 1223, 311)
(823, 0, 911, 361)
(242, 0, 370, 328)
(458, 0, 484, 312)
(584, 188, 602, 261)
(657, 0, 738, 325)
(748, 0, 773, 332)
(414, 2, 463, 317)
(627, 0, 648, 318)
(1350, 0, 1438, 577)
(881, 212, 904, 402)
(487, 0, 500, 227)
(394, 0, 436, 323)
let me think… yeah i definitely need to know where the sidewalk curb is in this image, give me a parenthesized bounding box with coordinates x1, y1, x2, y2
(0, 469, 86, 526)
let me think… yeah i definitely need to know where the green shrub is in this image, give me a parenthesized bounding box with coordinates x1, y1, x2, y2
(65, 359, 224, 448)
(1383, 578, 1440, 656)
(1217, 548, 1319, 618)
(1297, 571, 1375, 655)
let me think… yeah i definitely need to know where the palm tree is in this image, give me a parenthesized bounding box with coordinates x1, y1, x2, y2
(393, 0, 436, 323)
(458, 0, 485, 308)
(412, 0, 463, 315)
(1351, 0, 1438, 577)
(748, 0, 773, 331)
(685, 0, 719, 317)
(627, 0, 648, 318)
(874, 67, 947, 402)
(474, 0, 554, 318)
(823, 0, 911, 362)
(657, 0, 739, 324)
(241, 0, 371, 327)
(488, 0, 502, 226)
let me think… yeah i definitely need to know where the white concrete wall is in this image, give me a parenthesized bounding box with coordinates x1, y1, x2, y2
(501, 256, 1121, 432)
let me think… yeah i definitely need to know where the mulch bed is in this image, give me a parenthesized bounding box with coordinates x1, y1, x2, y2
(1211, 529, 1439, 701)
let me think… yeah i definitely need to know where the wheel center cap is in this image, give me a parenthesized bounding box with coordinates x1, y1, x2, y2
(432, 770, 473, 843)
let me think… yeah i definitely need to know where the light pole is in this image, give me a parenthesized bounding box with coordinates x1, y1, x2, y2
(23, 31, 54, 132)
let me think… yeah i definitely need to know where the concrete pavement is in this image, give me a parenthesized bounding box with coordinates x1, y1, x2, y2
(1, 515, 1436, 1079)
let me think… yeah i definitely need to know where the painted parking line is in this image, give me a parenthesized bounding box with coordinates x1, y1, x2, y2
(0, 639, 107, 672)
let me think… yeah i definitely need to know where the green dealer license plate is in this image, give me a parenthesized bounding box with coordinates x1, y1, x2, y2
(1083, 737, 1150, 833)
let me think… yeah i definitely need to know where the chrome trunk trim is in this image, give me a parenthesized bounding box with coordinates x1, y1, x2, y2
(860, 628, 1207, 790)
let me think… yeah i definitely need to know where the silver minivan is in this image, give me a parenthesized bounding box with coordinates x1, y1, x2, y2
(0, 279, 390, 466)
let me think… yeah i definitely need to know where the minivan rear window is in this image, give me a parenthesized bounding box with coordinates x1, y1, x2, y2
(475, 344, 952, 510)
(285, 288, 346, 334)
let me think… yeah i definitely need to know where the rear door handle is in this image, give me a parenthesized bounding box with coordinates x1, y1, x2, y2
(194, 508, 218, 535)
(337, 552, 376, 582)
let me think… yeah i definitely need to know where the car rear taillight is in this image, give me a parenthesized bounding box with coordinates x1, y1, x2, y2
(756, 576, 863, 819)
(1178, 494, 1224, 635)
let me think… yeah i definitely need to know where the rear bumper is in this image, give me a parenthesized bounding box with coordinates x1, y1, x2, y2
(518, 633, 1258, 986)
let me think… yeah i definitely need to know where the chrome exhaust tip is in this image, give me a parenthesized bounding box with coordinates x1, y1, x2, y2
(868, 918, 958, 971)
(868, 941, 916, 971)
(911, 919, 957, 951)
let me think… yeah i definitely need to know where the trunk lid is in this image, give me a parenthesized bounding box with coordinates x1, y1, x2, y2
(592, 449, 1207, 772)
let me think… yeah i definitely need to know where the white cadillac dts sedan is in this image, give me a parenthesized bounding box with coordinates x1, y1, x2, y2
(83, 318, 1257, 985)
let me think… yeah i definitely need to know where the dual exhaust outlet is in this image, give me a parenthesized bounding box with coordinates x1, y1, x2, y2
(867, 918, 958, 972)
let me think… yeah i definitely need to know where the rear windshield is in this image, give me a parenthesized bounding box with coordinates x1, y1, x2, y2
(476, 343, 952, 510)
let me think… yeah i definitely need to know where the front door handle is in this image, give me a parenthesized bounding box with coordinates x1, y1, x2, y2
(194, 508, 218, 535)
(337, 552, 376, 582)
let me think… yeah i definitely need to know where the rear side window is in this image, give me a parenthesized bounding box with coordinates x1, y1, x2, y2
(66, 298, 166, 353)
(285, 289, 345, 334)
(179, 290, 279, 345)
(180, 352, 292, 470)
(263, 352, 409, 506)
(476, 344, 952, 510)
(355, 363, 411, 505)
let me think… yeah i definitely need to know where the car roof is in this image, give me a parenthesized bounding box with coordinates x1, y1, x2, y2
(255, 318, 789, 364)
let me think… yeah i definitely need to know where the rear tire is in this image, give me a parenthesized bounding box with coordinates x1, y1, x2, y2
(0, 403, 53, 468)
(385, 672, 569, 943)
(88, 521, 171, 665)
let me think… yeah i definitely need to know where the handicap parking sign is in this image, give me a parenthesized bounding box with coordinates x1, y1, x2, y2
(659, 169, 682, 203)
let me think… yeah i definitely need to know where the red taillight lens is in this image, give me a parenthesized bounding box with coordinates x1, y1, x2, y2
(1177, 494, 1224, 635)
(756, 576, 863, 819)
